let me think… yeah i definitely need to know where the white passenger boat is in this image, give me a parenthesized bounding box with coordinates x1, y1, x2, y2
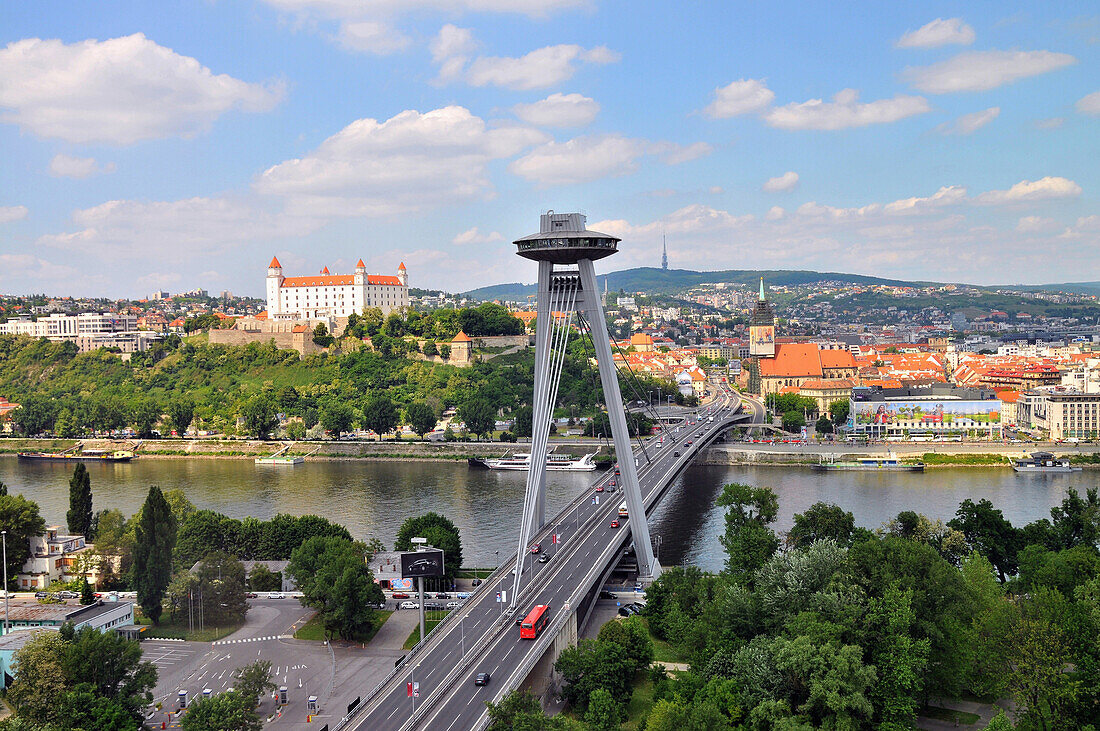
(468, 451, 598, 471)
(1012, 452, 1080, 473)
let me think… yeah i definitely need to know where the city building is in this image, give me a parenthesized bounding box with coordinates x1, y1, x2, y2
(17, 527, 101, 590)
(1041, 392, 1100, 440)
(265, 257, 409, 320)
(848, 385, 1003, 439)
(748, 279, 776, 359)
(0, 312, 138, 338)
(758, 344, 858, 397)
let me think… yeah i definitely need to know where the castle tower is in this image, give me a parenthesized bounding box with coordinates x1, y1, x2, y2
(508, 211, 661, 613)
(266, 256, 284, 316)
(397, 261, 408, 287)
(354, 258, 366, 285)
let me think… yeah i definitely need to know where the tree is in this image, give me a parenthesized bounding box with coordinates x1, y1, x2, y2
(320, 401, 354, 437)
(67, 463, 94, 538)
(362, 393, 398, 441)
(167, 397, 195, 437)
(814, 415, 833, 434)
(782, 410, 806, 432)
(865, 584, 929, 729)
(12, 395, 55, 436)
(181, 690, 262, 731)
(234, 660, 276, 707)
(949, 498, 1021, 582)
(405, 401, 437, 440)
(59, 624, 157, 718)
(7, 630, 69, 725)
(248, 563, 282, 592)
(129, 396, 160, 437)
(56, 683, 139, 731)
(287, 537, 385, 640)
(240, 395, 278, 440)
(717, 483, 780, 586)
(788, 502, 855, 548)
(197, 551, 249, 626)
(422, 340, 438, 357)
(395, 512, 463, 578)
(486, 690, 572, 730)
(460, 398, 496, 440)
(133, 485, 177, 623)
(80, 575, 94, 604)
(439, 343, 451, 360)
(1006, 616, 1074, 729)
(312, 322, 334, 347)
(513, 405, 534, 438)
(286, 420, 306, 440)
(584, 688, 622, 730)
(1049, 487, 1100, 550)
(0, 494, 46, 587)
(828, 399, 850, 424)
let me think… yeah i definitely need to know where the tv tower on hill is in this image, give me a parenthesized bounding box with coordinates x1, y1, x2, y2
(661, 235, 668, 270)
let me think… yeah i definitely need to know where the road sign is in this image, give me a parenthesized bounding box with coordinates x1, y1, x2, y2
(413, 682, 420, 698)
(407, 682, 413, 697)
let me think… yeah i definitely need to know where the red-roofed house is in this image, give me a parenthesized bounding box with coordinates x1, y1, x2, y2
(265, 256, 409, 320)
(758, 343, 857, 398)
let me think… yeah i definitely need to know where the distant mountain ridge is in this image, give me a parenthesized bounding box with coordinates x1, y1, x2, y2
(463, 267, 925, 301)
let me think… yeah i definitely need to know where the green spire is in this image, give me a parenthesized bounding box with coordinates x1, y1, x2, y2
(759, 277, 765, 301)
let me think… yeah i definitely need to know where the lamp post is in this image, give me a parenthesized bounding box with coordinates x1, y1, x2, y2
(2, 530, 7, 635)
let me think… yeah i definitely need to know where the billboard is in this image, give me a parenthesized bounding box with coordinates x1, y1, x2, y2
(401, 549, 445, 578)
(851, 400, 1000, 427)
(390, 578, 414, 591)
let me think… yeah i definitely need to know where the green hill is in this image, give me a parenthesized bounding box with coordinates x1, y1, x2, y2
(464, 267, 922, 301)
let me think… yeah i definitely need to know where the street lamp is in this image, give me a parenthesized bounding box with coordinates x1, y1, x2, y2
(1, 530, 7, 635)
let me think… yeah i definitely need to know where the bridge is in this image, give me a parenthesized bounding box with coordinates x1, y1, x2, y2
(341, 388, 756, 731)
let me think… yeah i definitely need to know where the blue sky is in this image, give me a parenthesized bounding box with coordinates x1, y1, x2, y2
(1, 1, 1098, 298)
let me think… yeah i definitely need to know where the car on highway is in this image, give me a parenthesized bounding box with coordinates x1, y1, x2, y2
(537, 554, 550, 563)
(609, 479, 616, 486)
(673, 451, 680, 457)
(399, 600, 420, 609)
(392, 592, 410, 599)
(529, 544, 541, 554)
(268, 592, 284, 599)
(474, 672, 491, 686)
(610, 520, 619, 529)
(595, 485, 604, 492)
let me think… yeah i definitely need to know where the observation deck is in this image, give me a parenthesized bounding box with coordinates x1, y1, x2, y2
(513, 211, 620, 264)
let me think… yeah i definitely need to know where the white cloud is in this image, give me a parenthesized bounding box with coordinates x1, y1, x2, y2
(336, 21, 411, 54)
(509, 134, 647, 185)
(764, 89, 930, 130)
(452, 227, 503, 245)
(762, 171, 799, 192)
(765, 206, 785, 221)
(0, 205, 28, 223)
(0, 33, 283, 144)
(703, 79, 774, 118)
(1035, 117, 1065, 129)
(48, 153, 115, 178)
(974, 177, 1082, 205)
(896, 18, 975, 49)
(0, 254, 80, 291)
(1078, 91, 1100, 115)
(935, 107, 1000, 135)
(1016, 216, 1057, 233)
(262, 0, 587, 20)
(38, 196, 320, 262)
(903, 50, 1076, 94)
(883, 185, 968, 215)
(796, 201, 882, 221)
(653, 141, 712, 165)
(458, 44, 619, 90)
(256, 105, 547, 215)
(513, 93, 599, 127)
(431, 24, 477, 63)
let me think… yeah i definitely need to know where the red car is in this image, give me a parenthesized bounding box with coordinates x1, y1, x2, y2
(392, 592, 410, 599)
(610, 520, 620, 529)
(530, 544, 541, 554)
(595, 485, 604, 492)
(609, 479, 616, 486)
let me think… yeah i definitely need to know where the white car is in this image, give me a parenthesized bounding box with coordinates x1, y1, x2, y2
(400, 600, 420, 610)
(268, 592, 284, 599)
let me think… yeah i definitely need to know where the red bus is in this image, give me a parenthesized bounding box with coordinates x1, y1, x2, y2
(520, 604, 551, 639)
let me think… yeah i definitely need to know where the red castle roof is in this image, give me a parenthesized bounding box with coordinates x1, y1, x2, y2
(269, 256, 282, 268)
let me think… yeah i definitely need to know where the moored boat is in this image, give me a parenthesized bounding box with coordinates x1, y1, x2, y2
(18, 450, 136, 462)
(468, 451, 598, 471)
(1012, 451, 1080, 473)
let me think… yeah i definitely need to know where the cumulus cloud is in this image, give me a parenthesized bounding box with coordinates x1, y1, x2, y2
(256, 105, 547, 215)
(883, 185, 968, 215)
(459, 43, 619, 90)
(0, 33, 283, 144)
(896, 18, 975, 48)
(336, 21, 411, 54)
(703, 79, 775, 118)
(513, 93, 599, 127)
(974, 177, 1082, 205)
(48, 153, 115, 178)
(38, 196, 320, 262)
(764, 89, 930, 130)
(0, 254, 81, 291)
(1078, 91, 1100, 115)
(509, 134, 647, 185)
(452, 227, 504, 245)
(1016, 216, 1057, 233)
(262, 0, 587, 20)
(653, 141, 712, 165)
(904, 50, 1076, 93)
(762, 171, 799, 192)
(765, 206, 785, 221)
(431, 24, 477, 63)
(935, 107, 1000, 135)
(0, 205, 29, 223)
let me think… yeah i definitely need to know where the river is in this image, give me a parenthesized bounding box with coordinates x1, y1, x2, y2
(1, 456, 1092, 572)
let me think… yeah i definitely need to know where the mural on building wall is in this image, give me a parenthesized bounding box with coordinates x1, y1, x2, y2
(749, 325, 774, 352)
(851, 401, 1000, 426)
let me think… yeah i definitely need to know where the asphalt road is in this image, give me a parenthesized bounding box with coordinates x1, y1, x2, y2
(348, 388, 747, 731)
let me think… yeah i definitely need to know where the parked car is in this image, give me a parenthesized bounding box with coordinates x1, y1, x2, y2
(392, 592, 411, 599)
(268, 592, 284, 599)
(399, 601, 420, 610)
(471, 579, 482, 587)
(446, 600, 462, 609)
(34, 591, 49, 598)
(245, 592, 257, 599)
(433, 592, 449, 599)
(57, 590, 78, 599)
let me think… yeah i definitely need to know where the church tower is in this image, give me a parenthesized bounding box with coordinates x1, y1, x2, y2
(749, 277, 775, 358)
(266, 256, 284, 316)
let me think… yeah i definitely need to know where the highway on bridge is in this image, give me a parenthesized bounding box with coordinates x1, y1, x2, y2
(345, 387, 749, 731)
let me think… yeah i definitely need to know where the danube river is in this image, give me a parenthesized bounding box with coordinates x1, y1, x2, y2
(1, 456, 1092, 572)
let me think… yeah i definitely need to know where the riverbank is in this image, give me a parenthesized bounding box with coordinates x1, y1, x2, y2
(0, 437, 616, 463)
(701, 445, 1100, 468)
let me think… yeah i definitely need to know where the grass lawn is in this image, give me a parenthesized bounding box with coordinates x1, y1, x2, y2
(143, 617, 244, 642)
(919, 706, 982, 725)
(403, 619, 444, 650)
(294, 611, 392, 642)
(622, 676, 656, 730)
(635, 617, 683, 664)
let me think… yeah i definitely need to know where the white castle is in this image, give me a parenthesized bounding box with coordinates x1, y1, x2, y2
(265, 256, 409, 320)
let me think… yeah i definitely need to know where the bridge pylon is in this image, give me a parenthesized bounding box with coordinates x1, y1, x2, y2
(509, 212, 661, 611)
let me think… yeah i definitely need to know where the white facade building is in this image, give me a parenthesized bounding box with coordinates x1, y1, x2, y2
(265, 257, 409, 320)
(0, 312, 138, 338)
